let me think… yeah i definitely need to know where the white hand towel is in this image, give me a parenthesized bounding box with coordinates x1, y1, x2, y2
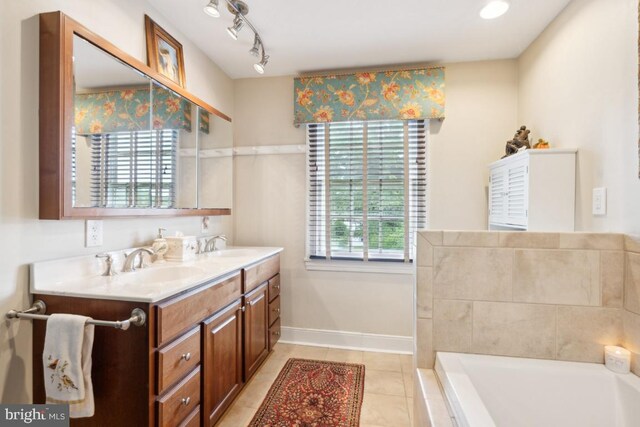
(43, 313, 95, 418)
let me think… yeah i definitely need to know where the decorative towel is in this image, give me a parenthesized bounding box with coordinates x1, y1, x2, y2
(43, 313, 95, 418)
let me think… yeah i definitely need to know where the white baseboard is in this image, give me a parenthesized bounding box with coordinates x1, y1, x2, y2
(280, 326, 413, 354)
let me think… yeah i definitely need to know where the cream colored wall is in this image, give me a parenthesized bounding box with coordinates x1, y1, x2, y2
(0, 0, 234, 403)
(232, 61, 518, 341)
(518, 0, 640, 233)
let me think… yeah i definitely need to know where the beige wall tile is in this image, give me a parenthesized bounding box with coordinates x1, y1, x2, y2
(433, 247, 513, 301)
(442, 231, 499, 247)
(416, 318, 434, 369)
(513, 249, 600, 306)
(472, 302, 556, 358)
(556, 307, 622, 363)
(433, 299, 472, 353)
(623, 310, 640, 376)
(624, 234, 640, 254)
(417, 234, 434, 267)
(498, 232, 560, 248)
(624, 252, 640, 315)
(559, 233, 624, 250)
(417, 267, 434, 319)
(601, 251, 624, 308)
(422, 231, 443, 247)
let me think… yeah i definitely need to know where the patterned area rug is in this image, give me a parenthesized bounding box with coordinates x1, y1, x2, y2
(248, 358, 365, 427)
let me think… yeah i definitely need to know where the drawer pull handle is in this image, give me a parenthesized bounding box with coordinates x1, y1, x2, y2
(273, 308, 280, 314)
(181, 397, 191, 406)
(181, 352, 191, 361)
(273, 285, 280, 290)
(273, 331, 280, 336)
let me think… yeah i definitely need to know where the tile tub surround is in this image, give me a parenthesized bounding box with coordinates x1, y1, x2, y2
(415, 231, 640, 376)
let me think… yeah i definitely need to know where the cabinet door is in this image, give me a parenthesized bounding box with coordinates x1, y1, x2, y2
(203, 299, 243, 426)
(505, 159, 529, 227)
(489, 165, 507, 225)
(244, 283, 269, 380)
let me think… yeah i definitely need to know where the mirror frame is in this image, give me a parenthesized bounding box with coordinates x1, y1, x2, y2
(39, 11, 232, 219)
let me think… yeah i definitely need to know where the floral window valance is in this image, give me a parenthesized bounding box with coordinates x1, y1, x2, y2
(75, 86, 210, 135)
(293, 67, 445, 124)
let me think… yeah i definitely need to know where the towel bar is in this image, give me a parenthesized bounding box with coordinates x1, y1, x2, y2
(5, 300, 146, 330)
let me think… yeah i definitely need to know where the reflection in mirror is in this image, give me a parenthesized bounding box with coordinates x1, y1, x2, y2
(198, 108, 233, 209)
(151, 82, 199, 209)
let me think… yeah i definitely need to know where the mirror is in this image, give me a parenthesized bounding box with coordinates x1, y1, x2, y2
(198, 109, 233, 209)
(41, 12, 235, 218)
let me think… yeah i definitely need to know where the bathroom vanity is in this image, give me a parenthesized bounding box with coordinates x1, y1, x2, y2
(30, 248, 282, 427)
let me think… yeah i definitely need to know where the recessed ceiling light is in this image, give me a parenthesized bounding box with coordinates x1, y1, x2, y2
(480, 1, 510, 19)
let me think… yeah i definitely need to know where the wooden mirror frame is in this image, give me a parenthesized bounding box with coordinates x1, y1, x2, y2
(39, 11, 232, 219)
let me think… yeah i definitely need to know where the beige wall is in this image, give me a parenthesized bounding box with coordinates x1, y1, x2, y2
(0, 0, 234, 403)
(518, 0, 640, 233)
(232, 60, 518, 341)
(416, 231, 640, 376)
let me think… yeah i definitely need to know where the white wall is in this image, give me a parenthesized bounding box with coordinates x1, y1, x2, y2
(519, 0, 640, 233)
(0, 0, 234, 403)
(232, 60, 518, 344)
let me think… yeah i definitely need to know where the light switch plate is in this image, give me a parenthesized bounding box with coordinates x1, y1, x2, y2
(592, 187, 607, 216)
(85, 220, 104, 247)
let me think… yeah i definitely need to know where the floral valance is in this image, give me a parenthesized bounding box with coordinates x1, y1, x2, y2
(75, 86, 210, 135)
(293, 67, 445, 124)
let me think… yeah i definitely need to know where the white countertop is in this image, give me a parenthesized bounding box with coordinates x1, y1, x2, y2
(30, 246, 283, 303)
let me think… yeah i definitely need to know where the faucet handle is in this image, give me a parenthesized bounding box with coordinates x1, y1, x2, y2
(96, 253, 117, 276)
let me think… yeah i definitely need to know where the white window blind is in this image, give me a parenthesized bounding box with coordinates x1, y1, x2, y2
(308, 120, 427, 262)
(89, 129, 177, 208)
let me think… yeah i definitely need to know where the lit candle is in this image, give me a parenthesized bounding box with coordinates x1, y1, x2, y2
(604, 346, 631, 374)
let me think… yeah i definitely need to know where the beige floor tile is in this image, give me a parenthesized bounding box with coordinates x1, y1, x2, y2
(258, 352, 289, 374)
(407, 397, 414, 424)
(234, 371, 276, 409)
(215, 402, 256, 427)
(364, 369, 405, 396)
(324, 348, 364, 363)
(360, 392, 411, 427)
(287, 345, 329, 360)
(363, 352, 403, 372)
(403, 372, 414, 397)
(400, 354, 413, 373)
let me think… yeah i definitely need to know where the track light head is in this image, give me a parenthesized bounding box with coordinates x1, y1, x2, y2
(203, 0, 220, 18)
(254, 55, 269, 74)
(226, 15, 244, 40)
(249, 35, 261, 56)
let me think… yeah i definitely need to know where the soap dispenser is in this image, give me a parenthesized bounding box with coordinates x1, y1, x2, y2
(152, 228, 169, 262)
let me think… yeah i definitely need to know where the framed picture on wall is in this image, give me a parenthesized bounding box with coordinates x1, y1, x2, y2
(144, 15, 186, 87)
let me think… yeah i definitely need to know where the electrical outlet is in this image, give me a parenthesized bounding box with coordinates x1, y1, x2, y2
(592, 187, 607, 216)
(85, 220, 103, 247)
(201, 216, 210, 233)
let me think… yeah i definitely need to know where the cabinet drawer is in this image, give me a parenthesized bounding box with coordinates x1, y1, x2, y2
(268, 295, 280, 326)
(158, 367, 200, 427)
(269, 317, 281, 350)
(157, 327, 201, 394)
(156, 273, 241, 346)
(244, 254, 280, 293)
(268, 274, 280, 302)
(178, 407, 200, 427)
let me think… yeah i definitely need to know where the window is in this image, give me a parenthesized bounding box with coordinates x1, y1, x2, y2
(307, 120, 427, 263)
(88, 129, 177, 208)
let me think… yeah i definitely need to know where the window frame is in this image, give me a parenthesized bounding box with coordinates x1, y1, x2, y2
(305, 119, 427, 273)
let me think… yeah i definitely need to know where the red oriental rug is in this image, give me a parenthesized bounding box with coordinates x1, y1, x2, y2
(248, 358, 365, 427)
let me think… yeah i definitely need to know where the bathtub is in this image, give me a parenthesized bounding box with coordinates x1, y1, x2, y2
(434, 352, 640, 427)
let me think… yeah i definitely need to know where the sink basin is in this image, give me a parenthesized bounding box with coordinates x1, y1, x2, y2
(207, 248, 263, 258)
(119, 265, 206, 285)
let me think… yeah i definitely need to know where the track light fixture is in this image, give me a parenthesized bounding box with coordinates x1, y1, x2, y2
(203, 0, 220, 18)
(203, 0, 269, 74)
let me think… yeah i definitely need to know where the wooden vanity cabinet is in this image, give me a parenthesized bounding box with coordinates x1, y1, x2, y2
(202, 300, 243, 426)
(32, 253, 281, 427)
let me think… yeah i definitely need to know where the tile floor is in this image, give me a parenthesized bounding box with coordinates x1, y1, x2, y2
(216, 343, 414, 427)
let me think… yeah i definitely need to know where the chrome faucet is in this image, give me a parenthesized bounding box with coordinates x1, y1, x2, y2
(96, 253, 117, 276)
(123, 247, 155, 272)
(204, 235, 227, 253)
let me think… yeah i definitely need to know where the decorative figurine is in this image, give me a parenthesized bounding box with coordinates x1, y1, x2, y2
(534, 139, 550, 149)
(502, 125, 531, 158)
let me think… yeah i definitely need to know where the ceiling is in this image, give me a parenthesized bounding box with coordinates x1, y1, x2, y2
(147, 0, 572, 79)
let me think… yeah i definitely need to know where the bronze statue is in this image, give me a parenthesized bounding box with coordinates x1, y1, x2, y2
(502, 126, 531, 158)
